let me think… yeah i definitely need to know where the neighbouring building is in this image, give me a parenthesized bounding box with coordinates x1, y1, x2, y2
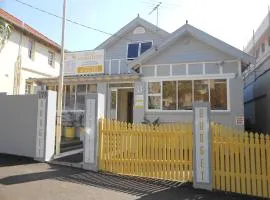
(243, 10, 270, 133)
(28, 16, 254, 130)
(0, 9, 60, 95)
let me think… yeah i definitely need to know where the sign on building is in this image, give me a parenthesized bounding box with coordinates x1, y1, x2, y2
(83, 93, 105, 171)
(193, 102, 212, 190)
(35, 91, 57, 162)
(64, 50, 104, 75)
(235, 116, 244, 126)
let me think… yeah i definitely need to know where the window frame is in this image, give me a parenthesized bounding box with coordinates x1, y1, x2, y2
(147, 81, 162, 111)
(146, 78, 230, 112)
(261, 42, 265, 53)
(48, 50, 55, 67)
(126, 40, 153, 60)
(28, 39, 35, 60)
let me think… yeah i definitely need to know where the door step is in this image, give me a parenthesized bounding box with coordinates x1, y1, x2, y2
(49, 160, 83, 169)
(60, 138, 83, 153)
(54, 148, 83, 159)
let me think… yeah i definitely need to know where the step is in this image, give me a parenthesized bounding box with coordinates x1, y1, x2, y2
(60, 139, 82, 148)
(60, 144, 83, 153)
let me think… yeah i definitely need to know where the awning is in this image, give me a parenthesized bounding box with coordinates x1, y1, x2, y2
(27, 73, 141, 85)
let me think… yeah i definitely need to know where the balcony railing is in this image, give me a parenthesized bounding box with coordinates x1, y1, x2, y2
(104, 59, 133, 75)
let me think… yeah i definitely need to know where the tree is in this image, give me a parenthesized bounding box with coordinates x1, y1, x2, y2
(0, 18, 12, 51)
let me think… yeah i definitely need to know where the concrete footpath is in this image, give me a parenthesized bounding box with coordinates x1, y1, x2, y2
(0, 154, 264, 200)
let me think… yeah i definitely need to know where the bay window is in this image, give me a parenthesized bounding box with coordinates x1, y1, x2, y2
(147, 79, 228, 111)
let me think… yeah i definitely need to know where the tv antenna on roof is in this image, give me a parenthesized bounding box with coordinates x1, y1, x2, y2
(149, 1, 162, 27)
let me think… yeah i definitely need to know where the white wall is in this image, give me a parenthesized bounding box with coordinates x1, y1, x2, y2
(0, 28, 60, 95)
(0, 94, 38, 157)
(0, 30, 19, 94)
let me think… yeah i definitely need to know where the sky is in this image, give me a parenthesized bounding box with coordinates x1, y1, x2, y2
(1, 0, 269, 51)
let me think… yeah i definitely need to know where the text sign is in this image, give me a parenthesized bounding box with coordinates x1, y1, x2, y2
(193, 102, 212, 190)
(35, 91, 47, 159)
(235, 116, 244, 126)
(84, 99, 96, 164)
(134, 95, 144, 108)
(64, 50, 104, 75)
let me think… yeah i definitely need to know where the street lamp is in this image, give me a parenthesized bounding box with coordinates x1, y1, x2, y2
(55, 0, 67, 155)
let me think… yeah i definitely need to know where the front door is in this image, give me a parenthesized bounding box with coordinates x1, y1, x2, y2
(127, 91, 133, 123)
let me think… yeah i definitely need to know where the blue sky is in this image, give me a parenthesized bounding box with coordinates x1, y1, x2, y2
(1, 0, 269, 51)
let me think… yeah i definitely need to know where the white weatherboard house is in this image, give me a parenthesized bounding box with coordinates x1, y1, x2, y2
(0, 9, 60, 95)
(28, 16, 254, 129)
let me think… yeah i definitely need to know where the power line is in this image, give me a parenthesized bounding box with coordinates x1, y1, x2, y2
(12, 0, 134, 42)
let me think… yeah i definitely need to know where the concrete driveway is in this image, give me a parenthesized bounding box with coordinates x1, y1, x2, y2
(0, 154, 264, 200)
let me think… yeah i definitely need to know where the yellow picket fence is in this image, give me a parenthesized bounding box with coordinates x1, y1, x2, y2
(98, 118, 270, 198)
(212, 124, 270, 198)
(99, 118, 193, 182)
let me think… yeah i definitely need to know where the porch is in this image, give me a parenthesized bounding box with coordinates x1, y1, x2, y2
(26, 73, 140, 155)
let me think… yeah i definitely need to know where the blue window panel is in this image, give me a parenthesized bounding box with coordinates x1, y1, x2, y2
(127, 43, 139, 60)
(141, 42, 152, 54)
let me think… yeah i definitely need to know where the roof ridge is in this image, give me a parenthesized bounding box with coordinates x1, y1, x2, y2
(95, 16, 169, 50)
(129, 23, 255, 66)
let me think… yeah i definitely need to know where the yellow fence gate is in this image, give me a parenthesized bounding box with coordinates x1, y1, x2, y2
(99, 118, 193, 182)
(99, 118, 270, 198)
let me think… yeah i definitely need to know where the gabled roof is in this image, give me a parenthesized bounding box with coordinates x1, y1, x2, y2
(0, 9, 61, 52)
(95, 16, 169, 50)
(130, 23, 255, 67)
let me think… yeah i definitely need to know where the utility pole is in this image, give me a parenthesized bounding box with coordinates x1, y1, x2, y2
(149, 2, 162, 27)
(55, 0, 67, 155)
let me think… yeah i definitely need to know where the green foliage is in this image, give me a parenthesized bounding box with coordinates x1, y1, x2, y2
(142, 116, 160, 126)
(0, 18, 12, 51)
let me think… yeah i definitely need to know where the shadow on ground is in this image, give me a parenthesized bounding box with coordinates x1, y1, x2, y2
(0, 154, 37, 167)
(0, 154, 264, 200)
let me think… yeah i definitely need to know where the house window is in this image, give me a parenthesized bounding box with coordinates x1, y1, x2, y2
(25, 83, 32, 94)
(162, 81, 176, 110)
(87, 84, 97, 93)
(178, 80, 192, 110)
(256, 48, 260, 58)
(141, 42, 152, 54)
(65, 85, 76, 110)
(194, 80, 209, 102)
(127, 41, 152, 60)
(48, 51, 55, 67)
(210, 79, 227, 110)
(28, 40, 35, 60)
(147, 79, 228, 111)
(148, 82, 161, 109)
(76, 84, 86, 110)
(261, 43, 265, 53)
(62, 84, 97, 111)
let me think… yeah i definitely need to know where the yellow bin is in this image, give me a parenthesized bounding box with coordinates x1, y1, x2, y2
(64, 127, 75, 139)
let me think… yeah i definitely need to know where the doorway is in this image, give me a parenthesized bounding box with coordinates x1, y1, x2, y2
(109, 88, 134, 123)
